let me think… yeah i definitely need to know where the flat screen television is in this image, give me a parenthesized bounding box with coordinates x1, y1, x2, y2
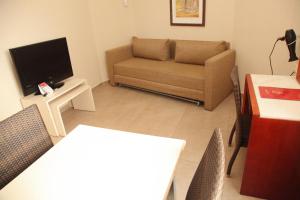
(9, 37, 73, 96)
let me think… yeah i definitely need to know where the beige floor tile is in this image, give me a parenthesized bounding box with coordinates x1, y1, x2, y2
(60, 83, 262, 200)
(173, 159, 199, 200)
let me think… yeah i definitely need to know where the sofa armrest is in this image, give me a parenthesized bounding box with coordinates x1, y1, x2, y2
(106, 45, 133, 85)
(204, 49, 236, 110)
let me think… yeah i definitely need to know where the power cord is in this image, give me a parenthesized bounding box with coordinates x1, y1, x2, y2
(269, 39, 280, 75)
(269, 37, 285, 75)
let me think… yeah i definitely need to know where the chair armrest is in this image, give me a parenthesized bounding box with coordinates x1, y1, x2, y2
(204, 49, 236, 110)
(105, 45, 133, 85)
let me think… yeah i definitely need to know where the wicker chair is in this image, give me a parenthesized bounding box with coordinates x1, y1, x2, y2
(226, 66, 250, 176)
(0, 105, 53, 189)
(185, 128, 225, 200)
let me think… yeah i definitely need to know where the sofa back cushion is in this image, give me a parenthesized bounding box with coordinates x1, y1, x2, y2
(174, 40, 227, 65)
(132, 37, 170, 61)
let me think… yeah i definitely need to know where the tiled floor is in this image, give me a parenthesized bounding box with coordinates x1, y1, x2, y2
(53, 83, 261, 200)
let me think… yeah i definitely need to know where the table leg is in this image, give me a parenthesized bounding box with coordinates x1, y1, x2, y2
(167, 180, 176, 200)
(72, 88, 96, 111)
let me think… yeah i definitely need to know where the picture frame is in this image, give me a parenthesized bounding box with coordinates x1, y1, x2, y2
(170, 0, 206, 26)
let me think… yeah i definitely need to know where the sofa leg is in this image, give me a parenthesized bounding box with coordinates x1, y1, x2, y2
(109, 80, 116, 86)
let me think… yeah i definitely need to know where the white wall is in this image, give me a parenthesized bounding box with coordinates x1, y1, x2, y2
(0, 0, 137, 121)
(1, 0, 299, 120)
(131, 0, 300, 89)
(132, 0, 236, 42)
(88, 0, 136, 81)
(234, 0, 300, 88)
(0, 0, 101, 120)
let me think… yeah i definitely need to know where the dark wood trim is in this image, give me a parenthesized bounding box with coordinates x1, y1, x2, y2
(240, 74, 300, 199)
(170, 0, 206, 27)
(296, 60, 300, 83)
(246, 74, 260, 116)
(241, 117, 300, 199)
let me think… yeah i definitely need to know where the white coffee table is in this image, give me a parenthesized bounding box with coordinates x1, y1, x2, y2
(0, 125, 185, 200)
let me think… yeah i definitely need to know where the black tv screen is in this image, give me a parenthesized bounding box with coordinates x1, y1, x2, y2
(10, 37, 73, 96)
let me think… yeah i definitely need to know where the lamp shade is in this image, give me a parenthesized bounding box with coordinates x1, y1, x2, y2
(285, 29, 298, 62)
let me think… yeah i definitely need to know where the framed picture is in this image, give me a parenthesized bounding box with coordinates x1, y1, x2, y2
(170, 0, 206, 26)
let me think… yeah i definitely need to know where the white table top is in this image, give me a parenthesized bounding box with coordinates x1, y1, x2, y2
(251, 74, 300, 121)
(0, 125, 186, 200)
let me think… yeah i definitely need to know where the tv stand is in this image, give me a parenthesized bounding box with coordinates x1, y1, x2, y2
(21, 78, 96, 136)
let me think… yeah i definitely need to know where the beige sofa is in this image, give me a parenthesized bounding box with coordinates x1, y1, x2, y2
(106, 38, 235, 111)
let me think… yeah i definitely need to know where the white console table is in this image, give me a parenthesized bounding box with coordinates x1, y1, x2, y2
(21, 78, 96, 137)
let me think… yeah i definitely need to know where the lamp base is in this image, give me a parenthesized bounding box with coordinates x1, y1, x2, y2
(297, 60, 300, 84)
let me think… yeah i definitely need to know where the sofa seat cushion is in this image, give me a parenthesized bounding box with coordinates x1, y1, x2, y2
(114, 58, 205, 91)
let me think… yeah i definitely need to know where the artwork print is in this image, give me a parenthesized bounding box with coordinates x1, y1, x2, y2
(170, 0, 205, 26)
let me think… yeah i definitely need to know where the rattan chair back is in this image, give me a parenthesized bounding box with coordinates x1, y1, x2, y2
(186, 128, 225, 200)
(0, 105, 53, 189)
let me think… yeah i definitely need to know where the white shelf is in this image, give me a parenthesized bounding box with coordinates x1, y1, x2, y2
(21, 78, 96, 136)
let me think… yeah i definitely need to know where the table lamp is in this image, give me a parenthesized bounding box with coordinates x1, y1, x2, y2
(283, 29, 298, 62)
(270, 29, 299, 79)
(280, 29, 300, 83)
